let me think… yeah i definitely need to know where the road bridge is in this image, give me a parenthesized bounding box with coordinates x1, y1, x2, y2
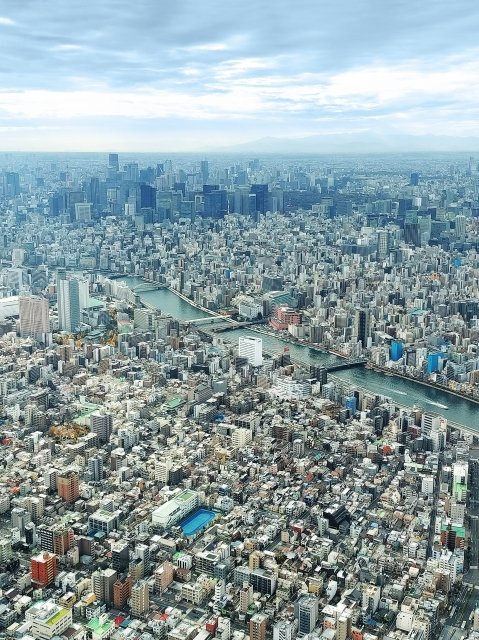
(325, 359, 368, 372)
(129, 283, 167, 292)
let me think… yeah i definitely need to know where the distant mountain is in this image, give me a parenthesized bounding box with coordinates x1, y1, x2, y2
(216, 132, 479, 153)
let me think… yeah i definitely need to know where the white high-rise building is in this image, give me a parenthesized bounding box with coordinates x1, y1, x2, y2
(238, 336, 263, 367)
(78, 278, 90, 310)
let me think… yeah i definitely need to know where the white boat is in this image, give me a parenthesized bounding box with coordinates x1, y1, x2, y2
(426, 400, 448, 410)
(394, 390, 407, 396)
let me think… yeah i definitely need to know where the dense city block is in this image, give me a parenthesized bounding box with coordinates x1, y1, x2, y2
(0, 153, 478, 640)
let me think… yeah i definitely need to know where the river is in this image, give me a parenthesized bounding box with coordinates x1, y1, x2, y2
(123, 277, 479, 430)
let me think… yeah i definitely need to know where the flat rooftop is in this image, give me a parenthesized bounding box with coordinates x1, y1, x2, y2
(176, 490, 195, 502)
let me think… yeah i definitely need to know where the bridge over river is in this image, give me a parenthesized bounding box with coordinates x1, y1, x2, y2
(121, 276, 479, 432)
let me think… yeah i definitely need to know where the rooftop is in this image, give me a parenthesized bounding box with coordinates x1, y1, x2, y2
(176, 490, 195, 503)
(46, 608, 69, 626)
(86, 617, 113, 633)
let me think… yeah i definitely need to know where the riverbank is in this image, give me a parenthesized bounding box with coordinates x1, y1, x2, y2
(370, 366, 479, 407)
(260, 346, 476, 438)
(236, 324, 479, 407)
(167, 288, 220, 317)
(121, 277, 479, 432)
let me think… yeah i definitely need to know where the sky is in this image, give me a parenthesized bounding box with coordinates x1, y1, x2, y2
(1, 0, 479, 151)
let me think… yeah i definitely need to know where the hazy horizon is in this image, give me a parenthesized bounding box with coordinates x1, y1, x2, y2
(1, 0, 479, 151)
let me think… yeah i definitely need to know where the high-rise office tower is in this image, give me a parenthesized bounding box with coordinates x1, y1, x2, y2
(250, 184, 269, 214)
(200, 160, 209, 183)
(108, 153, 119, 172)
(203, 187, 227, 218)
(455, 214, 466, 240)
(75, 202, 92, 222)
(410, 172, 420, 186)
(77, 278, 89, 310)
(124, 162, 139, 182)
(238, 336, 263, 367)
(354, 308, 370, 348)
(140, 183, 157, 210)
(404, 221, 421, 246)
(88, 176, 101, 207)
(56, 471, 80, 503)
(377, 230, 390, 259)
(19, 296, 49, 338)
(57, 277, 81, 332)
(131, 580, 149, 617)
(3, 172, 20, 196)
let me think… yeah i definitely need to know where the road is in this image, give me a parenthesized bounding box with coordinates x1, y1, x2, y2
(465, 459, 479, 584)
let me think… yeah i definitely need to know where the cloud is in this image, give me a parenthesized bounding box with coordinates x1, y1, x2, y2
(51, 44, 88, 52)
(1, 0, 479, 148)
(2, 51, 478, 133)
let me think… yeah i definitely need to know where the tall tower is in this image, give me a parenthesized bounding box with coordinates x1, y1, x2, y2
(200, 160, 209, 183)
(376, 230, 390, 259)
(57, 277, 80, 332)
(455, 214, 466, 240)
(19, 296, 50, 338)
(108, 153, 119, 172)
(354, 308, 370, 348)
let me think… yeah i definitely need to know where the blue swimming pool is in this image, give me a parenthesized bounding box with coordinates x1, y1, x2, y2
(180, 509, 216, 536)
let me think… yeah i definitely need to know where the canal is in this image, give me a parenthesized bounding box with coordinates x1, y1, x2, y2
(123, 277, 479, 430)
